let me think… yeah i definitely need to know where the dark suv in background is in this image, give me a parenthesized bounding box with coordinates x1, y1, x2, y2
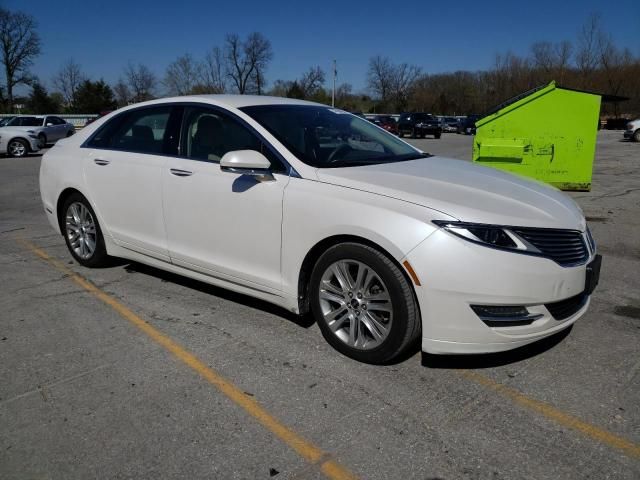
(398, 113, 442, 139)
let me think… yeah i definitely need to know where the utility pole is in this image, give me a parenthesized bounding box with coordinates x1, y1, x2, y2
(332, 59, 336, 107)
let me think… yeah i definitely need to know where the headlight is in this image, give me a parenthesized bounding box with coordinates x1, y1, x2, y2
(432, 221, 540, 253)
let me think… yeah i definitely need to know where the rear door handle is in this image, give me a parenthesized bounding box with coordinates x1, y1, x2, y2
(170, 168, 193, 177)
(94, 158, 110, 166)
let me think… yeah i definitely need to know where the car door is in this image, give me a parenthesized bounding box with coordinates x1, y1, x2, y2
(162, 105, 289, 292)
(83, 105, 180, 262)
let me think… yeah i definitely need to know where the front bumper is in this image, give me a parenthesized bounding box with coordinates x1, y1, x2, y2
(623, 129, 635, 139)
(404, 229, 596, 354)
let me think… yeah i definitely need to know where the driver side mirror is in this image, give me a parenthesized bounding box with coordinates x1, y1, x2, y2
(46, 123, 54, 126)
(220, 150, 273, 180)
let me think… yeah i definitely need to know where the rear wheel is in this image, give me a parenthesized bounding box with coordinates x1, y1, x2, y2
(434, 133, 441, 139)
(7, 138, 28, 158)
(310, 243, 420, 364)
(61, 193, 110, 267)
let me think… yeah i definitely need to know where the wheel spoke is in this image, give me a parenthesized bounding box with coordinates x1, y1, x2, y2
(366, 301, 392, 313)
(327, 309, 349, 331)
(360, 312, 387, 342)
(319, 290, 346, 306)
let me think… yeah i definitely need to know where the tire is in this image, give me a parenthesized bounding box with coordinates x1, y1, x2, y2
(309, 243, 420, 364)
(66, 129, 74, 137)
(434, 133, 441, 139)
(61, 192, 110, 267)
(398, 131, 404, 138)
(37, 133, 47, 148)
(634, 130, 640, 142)
(7, 138, 29, 158)
(411, 128, 417, 139)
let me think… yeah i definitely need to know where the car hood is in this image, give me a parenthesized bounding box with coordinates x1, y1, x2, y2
(315, 156, 585, 230)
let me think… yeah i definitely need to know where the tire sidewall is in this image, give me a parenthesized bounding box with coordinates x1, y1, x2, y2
(61, 193, 108, 267)
(310, 243, 413, 364)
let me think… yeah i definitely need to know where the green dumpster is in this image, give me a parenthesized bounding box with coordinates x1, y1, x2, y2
(472, 81, 601, 191)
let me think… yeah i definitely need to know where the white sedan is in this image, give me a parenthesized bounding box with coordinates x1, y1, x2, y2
(3, 115, 75, 147)
(39, 96, 601, 364)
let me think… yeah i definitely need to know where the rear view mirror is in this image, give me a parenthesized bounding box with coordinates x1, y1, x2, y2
(220, 150, 273, 179)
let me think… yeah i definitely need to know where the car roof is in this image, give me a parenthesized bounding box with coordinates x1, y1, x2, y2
(125, 94, 323, 111)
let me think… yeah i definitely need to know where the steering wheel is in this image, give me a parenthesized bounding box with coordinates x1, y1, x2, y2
(327, 144, 353, 164)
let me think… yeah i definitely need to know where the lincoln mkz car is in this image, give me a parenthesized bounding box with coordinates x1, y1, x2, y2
(39, 96, 601, 364)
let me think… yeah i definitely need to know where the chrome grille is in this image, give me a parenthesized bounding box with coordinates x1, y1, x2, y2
(511, 228, 588, 266)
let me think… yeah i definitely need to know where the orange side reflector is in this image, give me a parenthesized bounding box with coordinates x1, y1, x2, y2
(402, 260, 421, 286)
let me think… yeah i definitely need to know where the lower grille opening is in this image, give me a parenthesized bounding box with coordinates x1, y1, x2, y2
(471, 305, 543, 327)
(545, 292, 588, 320)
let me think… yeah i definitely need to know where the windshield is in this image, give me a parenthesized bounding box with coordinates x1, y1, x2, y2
(241, 105, 427, 168)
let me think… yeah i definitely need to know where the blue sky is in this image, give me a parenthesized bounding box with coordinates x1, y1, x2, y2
(6, 0, 640, 95)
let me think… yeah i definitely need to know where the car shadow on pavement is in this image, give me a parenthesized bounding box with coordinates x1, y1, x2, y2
(421, 326, 573, 369)
(121, 261, 316, 329)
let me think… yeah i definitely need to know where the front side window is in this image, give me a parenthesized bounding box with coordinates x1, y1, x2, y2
(88, 107, 171, 154)
(241, 105, 426, 168)
(179, 106, 285, 172)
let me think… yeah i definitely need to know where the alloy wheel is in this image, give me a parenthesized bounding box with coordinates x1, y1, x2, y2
(8, 140, 26, 157)
(65, 202, 97, 260)
(318, 259, 393, 350)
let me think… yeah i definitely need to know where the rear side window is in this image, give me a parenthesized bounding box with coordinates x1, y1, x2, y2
(87, 107, 171, 154)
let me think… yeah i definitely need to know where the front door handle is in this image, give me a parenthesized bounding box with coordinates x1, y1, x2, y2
(170, 168, 193, 177)
(94, 158, 110, 166)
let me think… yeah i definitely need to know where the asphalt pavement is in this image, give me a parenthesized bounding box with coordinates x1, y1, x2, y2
(1, 131, 638, 479)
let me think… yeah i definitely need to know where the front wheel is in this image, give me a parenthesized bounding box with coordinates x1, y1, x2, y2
(434, 133, 441, 139)
(310, 243, 420, 364)
(634, 130, 640, 142)
(61, 193, 110, 267)
(7, 138, 29, 157)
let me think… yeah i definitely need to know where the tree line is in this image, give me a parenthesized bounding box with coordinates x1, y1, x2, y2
(1, 7, 638, 117)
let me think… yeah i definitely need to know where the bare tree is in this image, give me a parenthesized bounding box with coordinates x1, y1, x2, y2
(200, 47, 226, 93)
(52, 58, 85, 107)
(113, 79, 131, 107)
(225, 32, 273, 94)
(367, 55, 395, 103)
(576, 13, 602, 88)
(0, 8, 42, 112)
(124, 62, 156, 102)
(392, 62, 421, 109)
(164, 54, 201, 95)
(367, 56, 420, 110)
(299, 66, 325, 97)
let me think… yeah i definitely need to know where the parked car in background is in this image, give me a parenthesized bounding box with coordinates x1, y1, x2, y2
(0, 126, 41, 157)
(457, 115, 481, 135)
(624, 119, 640, 142)
(1, 115, 75, 147)
(398, 113, 441, 138)
(371, 115, 398, 135)
(442, 117, 458, 133)
(40, 95, 599, 364)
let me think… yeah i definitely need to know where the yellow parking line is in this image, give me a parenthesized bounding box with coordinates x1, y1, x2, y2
(459, 370, 640, 459)
(20, 240, 358, 480)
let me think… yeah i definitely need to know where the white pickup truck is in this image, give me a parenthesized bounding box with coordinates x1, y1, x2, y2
(624, 119, 640, 142)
